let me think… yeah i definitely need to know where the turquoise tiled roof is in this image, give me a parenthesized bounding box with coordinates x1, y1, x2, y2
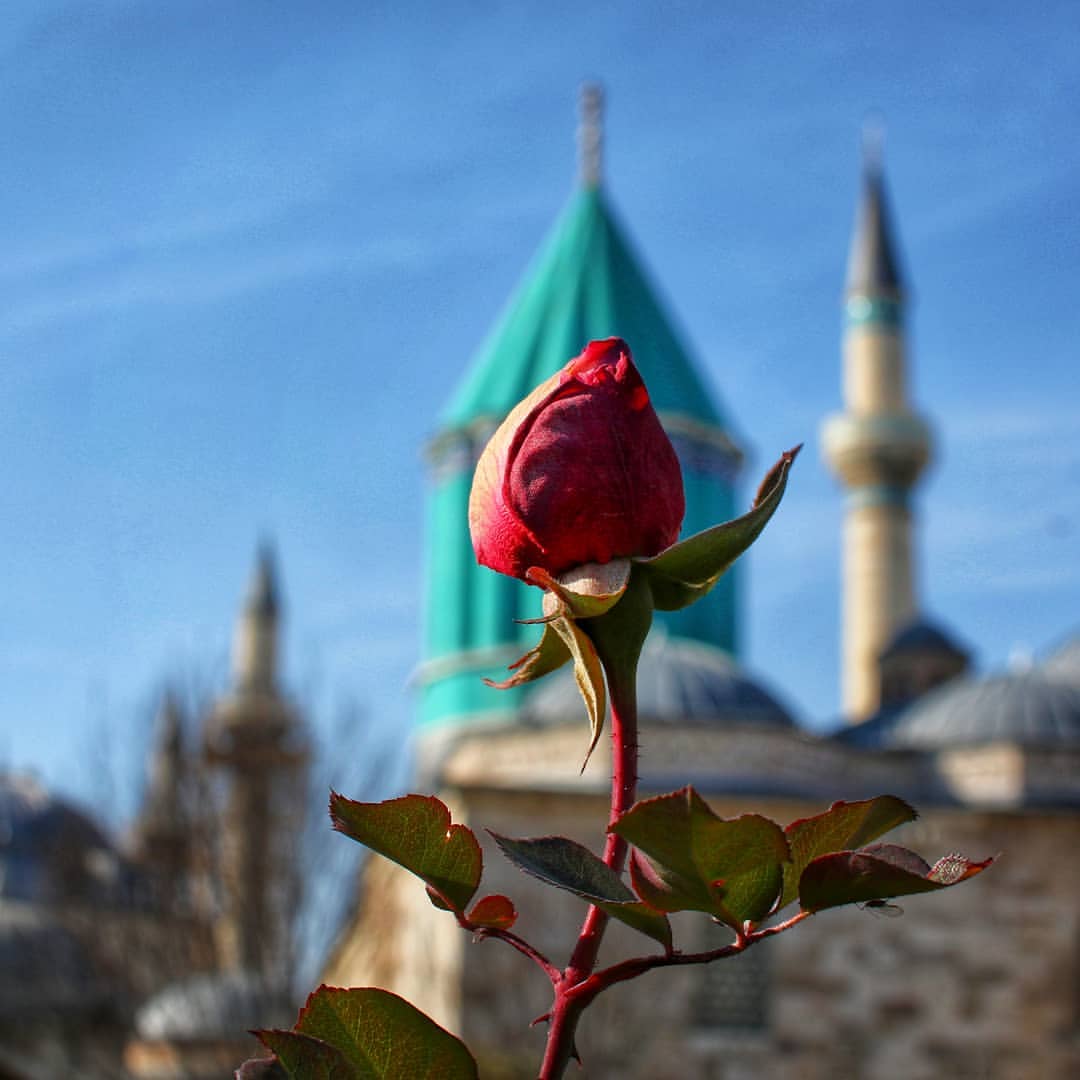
(421, 179, 743, 733)
(442, 185, 731, 438)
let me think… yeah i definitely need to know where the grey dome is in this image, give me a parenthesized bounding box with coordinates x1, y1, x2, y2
(879, 616, 968, 661)
(1042, 634, 1080, 687)
(135, 972, 295, 1041)
(0, 772, 126, 904)
(885, 672, 1080, 749)
(523, 632, 796, 729)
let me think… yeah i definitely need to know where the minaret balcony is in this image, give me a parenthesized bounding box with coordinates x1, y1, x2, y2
(821, 410, 932, 490)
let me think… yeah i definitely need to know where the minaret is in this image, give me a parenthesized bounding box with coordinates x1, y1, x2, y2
(232, 543, 280, 696)
(822, 131, 933, 721)
(132, 691, 192, 908)
(203, 545, 309, 981)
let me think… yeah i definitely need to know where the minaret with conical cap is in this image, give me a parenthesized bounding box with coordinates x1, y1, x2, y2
(132, 691, 192, 908)
(203, 545, 309, 981)
(420, 85, 744, 742)
(232, 543, 280, 696)
(822, 132, 933, 721)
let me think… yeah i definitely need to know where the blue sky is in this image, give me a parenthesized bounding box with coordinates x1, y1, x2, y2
(1, 2, 1078, 815)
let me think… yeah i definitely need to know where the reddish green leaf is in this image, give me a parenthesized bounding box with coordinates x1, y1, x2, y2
(484, 622, 570, 690)
(490, 832, 672, 949)
(639, 448, 799, 611)
(254, 1030, 353, 1078)
(628, 849, 679, 912)
(466, 894, 518, 931)
(611, 787, 790, 928)
(330, 793, 481, 913)
(721, 859, 785, 927)
(292, 986, 478, 1080)
(630, 847, 784, 929)
(424, 885, 454, 912)
(799, 842, 995, 913)
(779, 796, 917, 911)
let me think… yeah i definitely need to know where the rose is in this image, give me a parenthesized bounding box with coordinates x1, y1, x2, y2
(468, 337, 685, 581)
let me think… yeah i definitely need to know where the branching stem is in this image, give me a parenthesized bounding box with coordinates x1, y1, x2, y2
(468, 924, 562, 986)
(566, 909, 812, 1006)
(531, 572, 813, 1078)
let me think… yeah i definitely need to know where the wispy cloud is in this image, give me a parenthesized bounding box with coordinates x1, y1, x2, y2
(0, 196, 320, 285)
(0, 232, 449, 337)
(913, 164, 1064, 244)
(977, 562, 1080, 593)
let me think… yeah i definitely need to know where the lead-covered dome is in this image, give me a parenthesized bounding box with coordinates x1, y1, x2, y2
(1042, 633, 1080, 687)
(0, 772, 128, 904)
(523, 630, 796, 729)
(884, 671, 1080, 749)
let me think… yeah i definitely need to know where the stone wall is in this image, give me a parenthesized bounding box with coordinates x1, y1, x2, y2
(326, 782, 1080, 1079)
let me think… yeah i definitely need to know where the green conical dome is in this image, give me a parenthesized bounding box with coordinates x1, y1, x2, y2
(420, 179, 744, 734)
(443, 186, 731, 439)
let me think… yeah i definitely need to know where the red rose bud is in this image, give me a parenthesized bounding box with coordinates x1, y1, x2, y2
(469, 337, 685, 581)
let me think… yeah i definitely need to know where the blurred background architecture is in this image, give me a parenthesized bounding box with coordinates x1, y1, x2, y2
(1, 18, 1078, 1076)
(327, 91, 1080, 1079)
(1, 553, 307, 1078)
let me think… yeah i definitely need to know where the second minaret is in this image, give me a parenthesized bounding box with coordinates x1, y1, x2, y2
(822, 136, 933, 721)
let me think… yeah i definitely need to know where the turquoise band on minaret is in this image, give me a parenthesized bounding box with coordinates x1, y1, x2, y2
(845, 295, 903, 330)
(846, 485, 910, 510)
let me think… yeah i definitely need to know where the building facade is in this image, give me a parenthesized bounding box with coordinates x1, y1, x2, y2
(3, 92, 1077, 1080)
(0, 550, 309, 1080)
(327, 95, 1080, 1079)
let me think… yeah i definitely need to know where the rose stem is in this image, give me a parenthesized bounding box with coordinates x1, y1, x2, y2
(538, 575, 649, 1079)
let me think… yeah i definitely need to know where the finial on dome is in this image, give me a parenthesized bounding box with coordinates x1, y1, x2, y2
(233, 541, 281, 693)
(578, 82, 604, 189)
(862, 113, 886, 176)
(248, 540, 279, 620)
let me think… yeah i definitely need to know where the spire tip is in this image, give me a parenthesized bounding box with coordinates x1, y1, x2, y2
(861, 113, 886, 175)
(577, 82, 604, 189)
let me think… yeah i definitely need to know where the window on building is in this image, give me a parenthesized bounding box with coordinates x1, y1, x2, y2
(693, 923, 771, 1033)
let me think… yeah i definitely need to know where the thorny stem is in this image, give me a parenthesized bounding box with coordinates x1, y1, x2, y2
(532, 567, 815, 1078)
(539, 574, 651, 1080)
(564, 657, 638, 972)
(538, 671, 637, 1077)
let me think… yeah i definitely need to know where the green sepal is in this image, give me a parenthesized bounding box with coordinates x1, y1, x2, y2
(487, 561, 650, 769)
(526, 560, 631, 620)
(638, 447, 800, 611)
(547, 614, 607, 770)
(612, 786, 790, 929)
(799, 843, 995, 913)
(483, 622, 571, 690)
(490, 832, 672, 950)
(778, 795, 917, 912)
(330, 793, 482, 914)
